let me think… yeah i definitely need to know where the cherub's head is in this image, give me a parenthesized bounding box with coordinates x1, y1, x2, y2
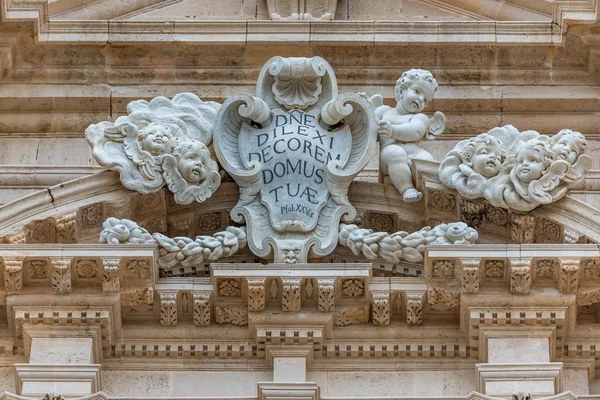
(395, 69, 438, 113)
(551, 129, 586, 164)
(172, 141, 211, 184)
(138, 123, 172, 156)
(459, 134, 506, 178)
(514, 139, 555, 183)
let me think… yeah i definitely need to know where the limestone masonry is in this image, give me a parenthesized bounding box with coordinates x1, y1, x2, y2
(1, 1, 600, 399)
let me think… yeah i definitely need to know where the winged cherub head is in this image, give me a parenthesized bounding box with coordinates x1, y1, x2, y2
(514, 139, 555, 184)
(459, 133, 506, 178)
(394, 69, 438, 113)
(171, 141, 211, 184)
(550, 129, 587, 165)
(138, 123, 173, 156)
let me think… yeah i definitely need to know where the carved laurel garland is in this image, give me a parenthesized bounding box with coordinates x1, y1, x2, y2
(338, 221, 478, 263)
(99, 218, 247, 272)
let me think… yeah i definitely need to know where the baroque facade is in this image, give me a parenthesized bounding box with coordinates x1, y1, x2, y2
(1, 0, 600, 399)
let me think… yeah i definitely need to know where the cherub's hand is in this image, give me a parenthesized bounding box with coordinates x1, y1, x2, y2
(377, 120, 393, 139)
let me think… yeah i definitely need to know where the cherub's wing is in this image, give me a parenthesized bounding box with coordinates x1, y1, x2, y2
(565, 153, 592, 183)
(529, 159, 570, 204)
(369, 94, 384, 109)
(118, 123, 157, 180)
(162, 155, 188, 198)
(426, 111, 446, 140)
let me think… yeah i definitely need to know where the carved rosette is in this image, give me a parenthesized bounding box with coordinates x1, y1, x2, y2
(317, 278, 335, 312)
(247, 278, 266, 312)
(193, 293, 211, 326)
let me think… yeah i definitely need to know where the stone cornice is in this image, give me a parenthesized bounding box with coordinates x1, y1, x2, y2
(0, 0, 598, 45)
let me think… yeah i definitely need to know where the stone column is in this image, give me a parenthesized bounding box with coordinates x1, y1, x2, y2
(15, 337, 102, 397)
(476, 329, 562, 398)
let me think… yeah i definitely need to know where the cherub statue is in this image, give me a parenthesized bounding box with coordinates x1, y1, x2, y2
(86, 93, 222, 204)
(439, 132, 506, 198)
(550, 129, 591, 183)
(486, 138, 570, 211)
(373, 69, 446, 202)
(163, 140, 221, 204)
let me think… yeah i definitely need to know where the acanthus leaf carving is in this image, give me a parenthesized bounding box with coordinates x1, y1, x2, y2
(193, 292, 211, 326)
(51, 259, 71, 293)
(102, 259, 120, 293)
(317, 278, 335, 312)
(461, 258, 481, 293)
(159, 292, 178, 326)
(247, 278, 266, 312)
(281, 278, 301, 312)
(371, 292, 390, 326)
(215, 305, 248, 326)
(55, 212, 78, 244)
(510, 259, 532, 294)
(427, 287, 460, 309)
(559, 259, 580, 294)
(405, 292, 424, 326)
(334, 305, 369, 326)
(4, 259, 23, 291)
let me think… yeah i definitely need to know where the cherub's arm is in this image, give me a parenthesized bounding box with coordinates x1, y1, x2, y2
(389, 113, 429, 142)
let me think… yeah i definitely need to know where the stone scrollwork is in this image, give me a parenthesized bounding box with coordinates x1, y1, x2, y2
(338, 221, 478, 264)
(213, 56, 377, 263)
(439, 125, 591, 212)
(86, 93, 222, 205)
(99, 217, 246, 273)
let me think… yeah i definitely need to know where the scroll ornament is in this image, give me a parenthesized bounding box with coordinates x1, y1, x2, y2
(86, 93, 222, 205)
(338, 221, 478, 263)
(439, 125, 591, 211)
(100, 218, 247, 271)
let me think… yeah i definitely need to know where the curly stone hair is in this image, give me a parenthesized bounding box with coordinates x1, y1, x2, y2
(394, 69, 438, 103)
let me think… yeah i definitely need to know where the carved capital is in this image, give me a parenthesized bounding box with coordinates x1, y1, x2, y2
(102, 259, 120, 293)
(405, 292, 424, 326)
(51, 259, 71, 293)
(460, 258, 480, 293)
(193, 292, 211, 326)
(559, 259, 580, 294)
(510, 259, 532, 294)
(316, 278, 335, 312)
(55, 211, 78, 244)
(4, 259, 23, 291)
(281, 278, 301, 312)
(159, 292, 178, 326)
(247, 278, 266, 312)
(372, 291, 390, 326)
